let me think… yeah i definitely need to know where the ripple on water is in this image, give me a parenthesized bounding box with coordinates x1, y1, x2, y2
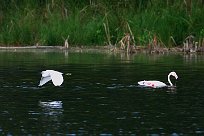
(106, 84, 125, 89)
(17, 85, 40, 90)
(2, 82, 41, 91)
(195, 130, 204, 134)
(72, 86, 85, 91)
(1, 53, 204, 135)
(131, 112, 141, 119)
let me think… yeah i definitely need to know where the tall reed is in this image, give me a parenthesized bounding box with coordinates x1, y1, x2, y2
(0, 0, 204, 47)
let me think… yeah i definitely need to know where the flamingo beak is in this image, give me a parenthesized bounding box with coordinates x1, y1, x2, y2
(175, 74, 178, 79)
(138, 81, 145, 85)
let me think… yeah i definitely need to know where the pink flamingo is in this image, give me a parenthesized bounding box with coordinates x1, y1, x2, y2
(138, 71, 178, 88)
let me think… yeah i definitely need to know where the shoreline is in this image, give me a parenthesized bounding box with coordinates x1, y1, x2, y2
(0, 45, 201, 54)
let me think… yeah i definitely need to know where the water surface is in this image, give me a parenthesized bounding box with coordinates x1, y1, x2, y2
(0, 50, 204, 135)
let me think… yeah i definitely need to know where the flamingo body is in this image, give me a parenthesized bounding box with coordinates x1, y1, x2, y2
(138, 71, 178, 88)
(138, 80, 167, 88)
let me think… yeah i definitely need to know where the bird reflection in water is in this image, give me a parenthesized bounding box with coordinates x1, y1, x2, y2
(38, 101, 64, 132)
(39, 101, 63, 117)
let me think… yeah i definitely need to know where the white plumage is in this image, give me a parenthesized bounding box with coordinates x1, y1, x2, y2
(39, 70, 63, 86)
(138, 71, 178, 88)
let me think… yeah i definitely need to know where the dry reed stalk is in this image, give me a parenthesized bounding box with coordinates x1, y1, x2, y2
(118, 33, 132, 53)
(199, 38, 204, 47)
(8, 20, 14, 34)
(103, 13, 112, 46)
(126, 34, 130, 53)
(63, 35, 69, 48)
(126, 22, 135, 46)
(119, 35, 127, 49)
(183, 35, 198, 52)
(203, 38, 204, 46)
(170, 36, 177, 46)
(64, 39, 69, 49)
(119, 41, 125, 49)
(198, 38, 202, 47)
(51, 0, 55, 8)
(47, 4, 51, 15)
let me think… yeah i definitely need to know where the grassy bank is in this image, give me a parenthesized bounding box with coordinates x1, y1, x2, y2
(0, 0, 204, 47)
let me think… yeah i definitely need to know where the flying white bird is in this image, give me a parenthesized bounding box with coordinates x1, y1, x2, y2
(138, 71, 178, 88)
(39, 70, 63, 86)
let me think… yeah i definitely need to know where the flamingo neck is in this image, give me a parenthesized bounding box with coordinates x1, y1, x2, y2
(168, 73, 173, 86)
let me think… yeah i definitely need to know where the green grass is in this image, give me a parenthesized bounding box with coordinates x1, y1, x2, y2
(0, 0, 204, 47)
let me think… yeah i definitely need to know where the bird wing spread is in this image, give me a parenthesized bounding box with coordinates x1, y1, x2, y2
(50, 71, 64, 86)
(39, 76, 52, 86)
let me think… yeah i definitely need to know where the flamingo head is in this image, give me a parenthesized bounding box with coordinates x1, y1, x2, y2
(138, 81, 145, 85)
(170, 71, 178, 79)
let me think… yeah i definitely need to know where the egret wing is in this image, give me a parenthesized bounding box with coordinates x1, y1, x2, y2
(50, 71, 63, 86)
(39, 76, 51, 86)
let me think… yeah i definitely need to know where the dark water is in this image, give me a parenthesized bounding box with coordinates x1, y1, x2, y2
(0, 50, 204, 135)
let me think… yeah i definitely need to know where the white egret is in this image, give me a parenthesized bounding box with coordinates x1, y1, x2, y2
(39, 70, 63, 86)
(138, 71, 178, 88)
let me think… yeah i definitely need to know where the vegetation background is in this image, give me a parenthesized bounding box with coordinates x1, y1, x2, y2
(0, 0, 204, 47)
